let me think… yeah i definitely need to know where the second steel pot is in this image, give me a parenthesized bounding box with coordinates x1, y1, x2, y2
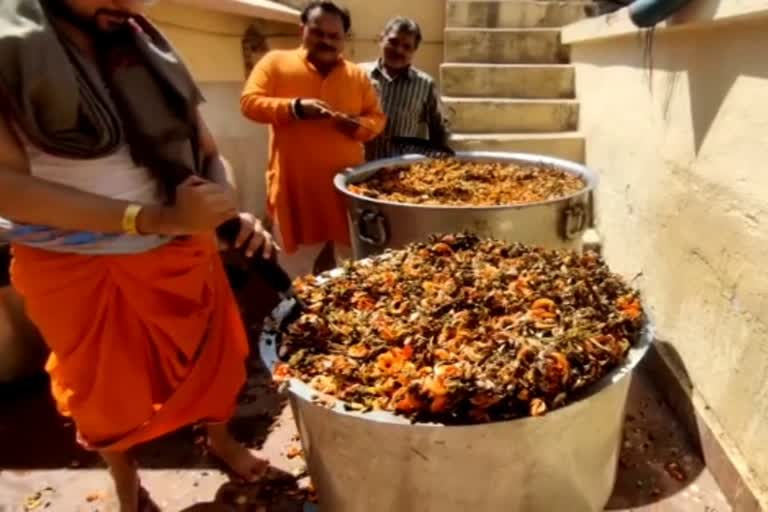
(334, 152, 599, 260)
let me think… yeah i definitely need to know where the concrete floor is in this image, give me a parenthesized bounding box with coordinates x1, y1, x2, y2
(0, 277, 731, 512)
(0, 362, 732, 512)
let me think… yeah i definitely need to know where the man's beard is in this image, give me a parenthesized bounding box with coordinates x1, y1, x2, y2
(40, 0, 130, 41)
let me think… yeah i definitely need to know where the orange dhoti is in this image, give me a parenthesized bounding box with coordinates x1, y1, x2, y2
(10, 235, 248, 451)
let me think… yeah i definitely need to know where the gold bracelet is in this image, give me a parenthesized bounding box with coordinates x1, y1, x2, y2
(122, 204, 143, 235)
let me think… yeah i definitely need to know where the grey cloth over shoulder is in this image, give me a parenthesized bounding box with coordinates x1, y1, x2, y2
(0, 0, 207, 198)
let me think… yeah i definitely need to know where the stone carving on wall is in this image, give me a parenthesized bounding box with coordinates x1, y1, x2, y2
(242, 24, 270, 77)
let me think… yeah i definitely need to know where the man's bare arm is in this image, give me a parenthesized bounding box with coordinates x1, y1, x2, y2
(0, 112, 189, 235)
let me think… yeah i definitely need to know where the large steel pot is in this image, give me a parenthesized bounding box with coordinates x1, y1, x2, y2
(335, 152, 598, 260)
(260, 287, 653, 512)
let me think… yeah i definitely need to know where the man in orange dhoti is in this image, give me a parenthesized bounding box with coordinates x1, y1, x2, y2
(0, 0, 274, 510)
(241, 1, 386, 278)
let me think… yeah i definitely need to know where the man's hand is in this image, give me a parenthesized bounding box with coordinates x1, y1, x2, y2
(333, 113, 362, 138)
(152, 176, 238, 235)
(297, 99, 333, 120)
(233, 212, 276, 258)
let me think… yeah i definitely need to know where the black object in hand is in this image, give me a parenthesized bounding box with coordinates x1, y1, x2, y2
(216, 218, 293, 296)
(217, 218, 303, 355)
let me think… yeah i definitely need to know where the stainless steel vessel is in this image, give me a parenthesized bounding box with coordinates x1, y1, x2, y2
(261, 291, 653, 512)
(334, 152, 598, 259)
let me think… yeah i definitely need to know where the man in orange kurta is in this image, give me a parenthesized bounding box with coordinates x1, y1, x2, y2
(241, 1, 386, 278)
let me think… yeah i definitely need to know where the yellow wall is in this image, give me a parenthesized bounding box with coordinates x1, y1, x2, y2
(566, 10, 768, 498)
(149, 2, 253, 82)
(150, 0, 445, 81)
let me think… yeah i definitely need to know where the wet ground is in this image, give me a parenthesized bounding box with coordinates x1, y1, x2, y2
(0, 275, 731, 512)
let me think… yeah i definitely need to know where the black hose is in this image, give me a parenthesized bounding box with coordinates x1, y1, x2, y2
(0, 243, 10, 287)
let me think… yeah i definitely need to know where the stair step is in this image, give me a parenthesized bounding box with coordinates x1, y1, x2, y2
(447, 0, 590, 29)
(451, 132, 585, 162)
(444, 97, 579, 133)
(441, 63, 575, 98)
(445, 28, 567, 64)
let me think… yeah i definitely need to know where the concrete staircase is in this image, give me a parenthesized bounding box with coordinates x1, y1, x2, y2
(443, 0, 588, 162)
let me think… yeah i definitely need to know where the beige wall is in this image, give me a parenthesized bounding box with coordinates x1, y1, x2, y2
(567, 13, 768, 496)
(277, 0, 445, 80)
(198, 82, 271, 217)
(150, 2, 253, 82)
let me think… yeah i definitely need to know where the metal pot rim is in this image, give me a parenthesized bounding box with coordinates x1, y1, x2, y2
(334, 151, 599, 212)
(259, 264, 654, 429)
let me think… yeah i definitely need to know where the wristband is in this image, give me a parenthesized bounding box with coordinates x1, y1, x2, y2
(293, 98, 305, 119)
(122, 204, 143, 235)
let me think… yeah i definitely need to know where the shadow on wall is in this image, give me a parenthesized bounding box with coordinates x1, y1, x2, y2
(586, 11, 768, 154)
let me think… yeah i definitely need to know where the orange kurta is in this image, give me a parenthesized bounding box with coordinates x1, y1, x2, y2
(10, 236, 249, 451)
(241, 48, 386, 254)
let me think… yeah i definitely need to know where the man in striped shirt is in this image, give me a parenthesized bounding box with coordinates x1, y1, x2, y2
(361, 17, 450, 161)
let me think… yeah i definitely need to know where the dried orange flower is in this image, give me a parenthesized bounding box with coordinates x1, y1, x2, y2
(275, 234, 644, 424)
(348, 159, 585, 206)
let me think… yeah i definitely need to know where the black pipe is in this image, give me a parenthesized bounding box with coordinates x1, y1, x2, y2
(629, 0, 693, 27)
(0, 244, 10, 287)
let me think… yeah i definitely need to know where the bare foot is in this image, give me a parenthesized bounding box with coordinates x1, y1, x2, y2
(100, 450, 141, 512)
(206, 423, 269, 483)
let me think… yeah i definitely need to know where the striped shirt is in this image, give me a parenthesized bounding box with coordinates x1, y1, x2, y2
(361, 60, 450, 161)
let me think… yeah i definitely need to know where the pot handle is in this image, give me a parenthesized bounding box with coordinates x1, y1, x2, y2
(562, 202, 587, 240)
(357, 209, 389, 247)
